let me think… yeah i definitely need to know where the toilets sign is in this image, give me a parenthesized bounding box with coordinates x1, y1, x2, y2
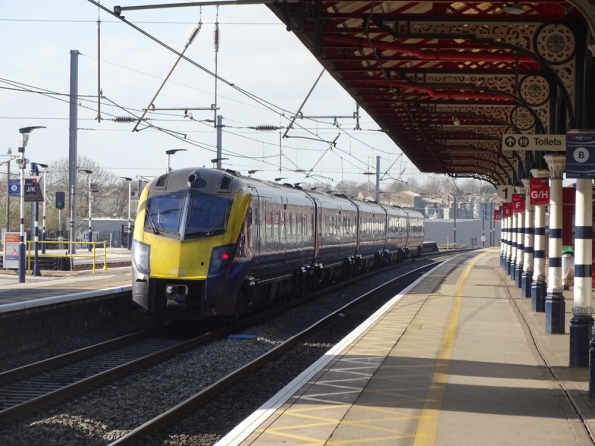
(502, 134, 565, 151)
(566, 133, 595, 178)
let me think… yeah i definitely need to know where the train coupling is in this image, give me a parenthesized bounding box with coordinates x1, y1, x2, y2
(165, 284, 189, 303)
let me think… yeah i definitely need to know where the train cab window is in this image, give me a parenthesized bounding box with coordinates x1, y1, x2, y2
(144, 191, 186, 236)
(145, 192, 232, 239)
(185, 194, 233, 239)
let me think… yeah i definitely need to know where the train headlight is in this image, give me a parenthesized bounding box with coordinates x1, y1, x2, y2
(132, 240, 150, 274)
(209, 244, 235, 274)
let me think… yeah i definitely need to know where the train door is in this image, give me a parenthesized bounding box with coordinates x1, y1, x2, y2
(405, 212, 411, 247)
(312, 197, 321, 262)
(354, 203, 362, 255)
(247, 186, 261, 259)
(380, 207, 388, 251)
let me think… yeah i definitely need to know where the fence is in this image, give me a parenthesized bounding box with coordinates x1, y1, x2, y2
(25, 240, 108, 273)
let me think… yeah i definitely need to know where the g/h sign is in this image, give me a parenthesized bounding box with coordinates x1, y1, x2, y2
(529, 178, 549, 205)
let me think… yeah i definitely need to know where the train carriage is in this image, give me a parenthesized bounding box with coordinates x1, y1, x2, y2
(382, 205, 411, 262)
(131, 168, 425, 323)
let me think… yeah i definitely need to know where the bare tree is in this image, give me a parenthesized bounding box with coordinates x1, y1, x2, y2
(40, 156, 129, 233)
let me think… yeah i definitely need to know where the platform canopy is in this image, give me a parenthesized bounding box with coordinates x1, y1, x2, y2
(267, 1, 594, 185)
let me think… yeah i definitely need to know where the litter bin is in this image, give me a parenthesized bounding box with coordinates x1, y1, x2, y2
(562, 246, 574, 290)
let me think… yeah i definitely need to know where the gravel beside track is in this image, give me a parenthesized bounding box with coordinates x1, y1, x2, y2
(0, 256, 449, 446)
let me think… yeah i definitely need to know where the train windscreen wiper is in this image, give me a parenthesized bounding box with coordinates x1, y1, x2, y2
(144, 203, 161, 235)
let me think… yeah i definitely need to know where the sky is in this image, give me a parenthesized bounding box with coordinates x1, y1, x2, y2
(0, 0, 426, 191)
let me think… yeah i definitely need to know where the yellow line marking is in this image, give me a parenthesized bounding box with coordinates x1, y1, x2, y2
(413, 251, 490, 446)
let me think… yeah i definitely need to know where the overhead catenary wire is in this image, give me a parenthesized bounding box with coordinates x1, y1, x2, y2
(0, 18, 282, 25)
(213, 6, 220, 126)
(84, 0, 388, 177)
(1, 74, 395, 185)
(0, 76, 400, 180)
(132, 20, 203, 132)
(12, 10, 406, 187)
(282, 68, 325, 139)
(8, 6, 406, 182)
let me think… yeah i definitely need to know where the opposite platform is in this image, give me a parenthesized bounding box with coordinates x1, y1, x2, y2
(0, 264, 132, 313)
(218, 248, 595, 446)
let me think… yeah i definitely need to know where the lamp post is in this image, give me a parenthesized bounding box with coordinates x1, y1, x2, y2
(482, 204, 485, 248)
(5, 148, 15, 233)
(17, 126, 45, 283)
(36, 163, 49, 255)
(119, 177, 132, 249)
(79, 169, 93, 251)
(3, 150, 17, 233)
(165, 149, 186, 172)
(30, 162, 47, 276)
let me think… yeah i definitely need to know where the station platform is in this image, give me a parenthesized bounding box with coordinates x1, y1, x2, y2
(0, 248, 132, 313)
(218, 248, 595, 446)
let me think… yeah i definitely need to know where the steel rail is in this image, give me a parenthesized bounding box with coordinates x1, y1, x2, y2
(0, 249, 469, 424)
(109, 261, 442, 445)
(0, 330, 150, 386)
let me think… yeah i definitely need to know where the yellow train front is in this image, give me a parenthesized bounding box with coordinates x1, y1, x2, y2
(131, 168, 251, 322)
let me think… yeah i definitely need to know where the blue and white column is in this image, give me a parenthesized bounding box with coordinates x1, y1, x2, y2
(521, 179, 534, 297)
(500, 213, 508, 272)
(504, 213, 510, 270)
(544, 154, 566, 334)
(515, 186, 525, 288)
(509, 211, 517, 278)
(570, 178, 593, 367)
(531, 169, 549, 312)
(508, 211, 515, 277)
(500, 212, 506, 268)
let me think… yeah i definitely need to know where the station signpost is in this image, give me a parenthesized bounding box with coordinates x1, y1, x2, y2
(529, 178, 549, 205)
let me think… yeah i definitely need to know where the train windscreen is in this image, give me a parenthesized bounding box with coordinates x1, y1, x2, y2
(145, 192, 232, 239)
(144, 192, 186, 235)
(185, 194, 233, 238)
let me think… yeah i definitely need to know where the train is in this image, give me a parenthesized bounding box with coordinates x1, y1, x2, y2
(131, 167, 425, 323)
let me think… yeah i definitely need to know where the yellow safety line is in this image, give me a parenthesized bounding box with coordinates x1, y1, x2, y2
(413, 251, 489, 446)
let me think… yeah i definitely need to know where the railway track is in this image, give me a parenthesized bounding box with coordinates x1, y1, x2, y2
(0, 250, 468, 429)
(109, 260, 443, 445)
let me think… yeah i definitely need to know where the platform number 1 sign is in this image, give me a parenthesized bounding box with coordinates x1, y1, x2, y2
(497, 185, 514, 203)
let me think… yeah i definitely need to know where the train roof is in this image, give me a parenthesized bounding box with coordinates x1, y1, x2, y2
(153, 168, 425, 219)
